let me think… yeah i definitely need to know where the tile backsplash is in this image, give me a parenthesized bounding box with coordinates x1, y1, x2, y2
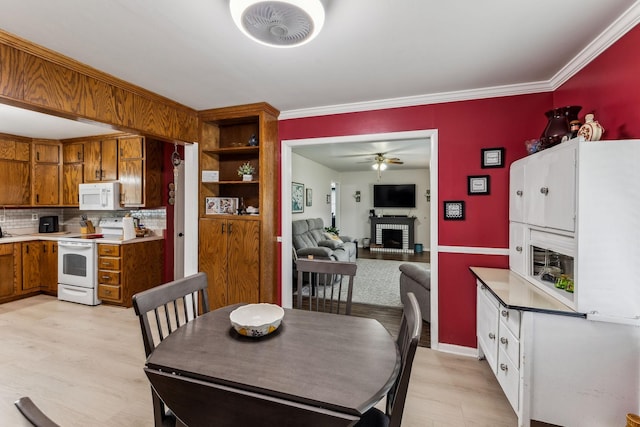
(0, 207, 166, 237)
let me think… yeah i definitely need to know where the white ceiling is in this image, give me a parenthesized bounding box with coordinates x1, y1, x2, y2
(0, 0, 638, 167)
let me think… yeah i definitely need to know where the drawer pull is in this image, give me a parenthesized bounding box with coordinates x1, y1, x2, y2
(516, 190, 523, 196)
(516, 246, 522, 252)
(488, 332, 495, 340)
(104, 290, 112, 295)
(500, 363, 508, 372)
(540, 186, 549, 195)
(501, 310, 509, 319)
(500, 337, 508, 345)
(101, 275, 111, 280)
(103, 262, 112, 266)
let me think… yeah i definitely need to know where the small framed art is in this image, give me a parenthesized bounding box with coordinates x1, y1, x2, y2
(481, 147, 505, 168)
(306, 188, 313, 206)
(205, 197, 238, 215)
(444, 201, 465, 220)
(468, 175, 490, 195)
(292, 182, 304, 213)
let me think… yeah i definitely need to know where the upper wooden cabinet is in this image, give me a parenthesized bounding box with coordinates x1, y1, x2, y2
(84, 138, 118, 182)
(0, 138, 30, 206)
(62, 142, 84, 206)
(118, 136, 163, 208)
(198, 102, 279, 309)
(32, 142, 61, 206)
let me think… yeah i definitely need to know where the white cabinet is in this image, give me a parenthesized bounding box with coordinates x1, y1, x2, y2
(509, 159, 525, 222)
(522, 142, 576, 232)
(509, 138, 640, 324)
(477, 283, 521, 413)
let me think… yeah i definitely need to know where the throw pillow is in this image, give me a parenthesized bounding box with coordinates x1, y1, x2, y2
(323, 232, 343, 244)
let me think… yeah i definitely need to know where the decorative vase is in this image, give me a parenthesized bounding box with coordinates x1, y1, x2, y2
(242, 174, 253, 181)
(540, 105, 582, 149)
(578, 113, 605, 141)
(248, 134, 258, 146)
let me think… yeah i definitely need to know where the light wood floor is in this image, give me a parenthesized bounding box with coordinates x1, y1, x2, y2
(0, 295, 518, 426)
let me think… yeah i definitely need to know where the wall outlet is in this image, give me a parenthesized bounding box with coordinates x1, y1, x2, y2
(31, 213, 38, 220)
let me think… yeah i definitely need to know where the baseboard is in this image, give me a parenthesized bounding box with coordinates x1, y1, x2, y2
(432, 342, 478, 358)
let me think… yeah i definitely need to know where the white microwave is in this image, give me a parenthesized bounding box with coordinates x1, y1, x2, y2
(79, 182, 122, 210)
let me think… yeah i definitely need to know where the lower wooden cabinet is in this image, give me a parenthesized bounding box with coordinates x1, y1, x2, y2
(0, 243, 19, 300)
(199, 218, 260, 309)
(41, 241, 58, 295)
(97, 240, 163, 307)
(20, 241, 58, 295)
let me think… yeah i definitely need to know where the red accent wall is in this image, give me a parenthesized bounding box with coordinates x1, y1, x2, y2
(553, 24, 640, 140)
(277, 24, 640, 348)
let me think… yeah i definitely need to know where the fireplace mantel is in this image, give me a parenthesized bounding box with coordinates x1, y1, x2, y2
(370, 216, 416, 253)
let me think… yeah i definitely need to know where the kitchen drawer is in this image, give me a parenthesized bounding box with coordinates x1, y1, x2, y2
(499, 320, 520, 366)
(497, 347, 519, 412)
(98, 244, 121, 257)
(99, 270, 121, 285)
(499, 305, 521, 339)
(99, 257, 121, 270)
(98, 284, 121, 301)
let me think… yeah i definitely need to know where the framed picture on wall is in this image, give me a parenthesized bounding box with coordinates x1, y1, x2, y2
(444, 200, 465, 220)
(481, 147, 505, 168)
(467, 175, 490, 195)
(306, 188, 313, 206)
(292, 182, 304, 213)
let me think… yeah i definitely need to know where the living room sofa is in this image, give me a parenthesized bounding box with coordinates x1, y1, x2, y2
(292, 218, 357, 262)
(399, 263, 431, 322)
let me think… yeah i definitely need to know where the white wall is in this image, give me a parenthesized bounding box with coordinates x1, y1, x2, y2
(292, 153, 430, 249)
(291, 153, 340, 225)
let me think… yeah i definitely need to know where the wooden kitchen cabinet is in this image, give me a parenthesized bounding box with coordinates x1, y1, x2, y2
(62, 142, 84, 206)
(0, 138, 31, 206)
(199, 218, 260, 308)
(0, 243, 19, 300)
(21, 241, 42, 294)
(84, 137, 118, 182)
(97, 239, 163, 307)
(33, 142, 61, 205)
(198, 103, 279, 308)
(117, 136, 163, 207)
(41, 241, 58, 295)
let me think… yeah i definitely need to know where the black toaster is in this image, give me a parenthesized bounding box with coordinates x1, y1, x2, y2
(39, 216, 59, 233)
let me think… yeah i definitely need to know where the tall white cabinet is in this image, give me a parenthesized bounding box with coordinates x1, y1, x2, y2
(473, 138, 640, 427)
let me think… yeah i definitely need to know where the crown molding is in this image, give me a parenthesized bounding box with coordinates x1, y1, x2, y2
(281, 2, 640, 121)
(549, 1, 640, 90)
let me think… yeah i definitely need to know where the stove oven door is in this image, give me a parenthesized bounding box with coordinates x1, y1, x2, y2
(58, 240, 100, 305)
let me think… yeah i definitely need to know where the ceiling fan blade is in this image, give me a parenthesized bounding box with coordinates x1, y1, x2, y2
(387, 160, 404, 164)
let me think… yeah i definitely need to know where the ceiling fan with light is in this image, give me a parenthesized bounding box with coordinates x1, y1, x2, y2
(368, 153, 404, 179)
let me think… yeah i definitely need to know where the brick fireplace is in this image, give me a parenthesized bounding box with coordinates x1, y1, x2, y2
(370, 216, 416, 253)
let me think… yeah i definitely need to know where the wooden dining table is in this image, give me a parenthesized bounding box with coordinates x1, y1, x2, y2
(144, 304, 400, 427)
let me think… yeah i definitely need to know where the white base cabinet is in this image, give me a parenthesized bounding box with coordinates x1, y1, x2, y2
(475, 276, 640, 427)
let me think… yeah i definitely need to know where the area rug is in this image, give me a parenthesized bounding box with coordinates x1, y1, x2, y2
(351, 259, 430, 307)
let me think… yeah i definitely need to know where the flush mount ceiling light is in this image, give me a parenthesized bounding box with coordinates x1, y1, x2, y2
(230, 0, 325, 48)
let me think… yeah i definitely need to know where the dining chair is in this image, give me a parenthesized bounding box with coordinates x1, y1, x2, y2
(295, 258, 357, 315)
(132, 272, 210, 427)
(14, 396, 60, 427)
(355, 291, 422, 427)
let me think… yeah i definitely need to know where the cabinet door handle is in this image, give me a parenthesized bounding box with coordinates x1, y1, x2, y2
(540, 187, 549, 195)
(221, 223, 225, 234)
(95, 169, 100, 180)
(488, 332, 495, 340)
(500, 363, 508, 372)
(500, 337, 508, 345)
(516, 190, 523, 196)
(516, 246, 522, 252)
(228, 224, 233, 234)
(501, 309, 509, 319)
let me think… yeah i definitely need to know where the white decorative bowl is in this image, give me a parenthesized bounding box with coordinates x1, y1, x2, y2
(230, 303, 284, 337)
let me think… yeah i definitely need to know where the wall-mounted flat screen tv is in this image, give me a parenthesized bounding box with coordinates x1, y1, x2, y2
(373, 184, 416, 208)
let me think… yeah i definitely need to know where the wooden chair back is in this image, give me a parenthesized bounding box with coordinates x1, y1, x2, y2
(14, 397, 60, 427)
(295, 258, 357, 315)
(387, 291, 422, 427)
(132, 272, 210, 427)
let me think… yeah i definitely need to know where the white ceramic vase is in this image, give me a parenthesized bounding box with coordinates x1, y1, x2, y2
(578, 113, 605, 141)
(242, 174, 253, 181)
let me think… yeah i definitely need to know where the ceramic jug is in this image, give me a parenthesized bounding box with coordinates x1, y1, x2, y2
(578, 113, 604, 141)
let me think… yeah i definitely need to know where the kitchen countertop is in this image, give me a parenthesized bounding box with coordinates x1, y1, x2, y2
(470, 266, 584, 318)
(0, 232, 163, 245)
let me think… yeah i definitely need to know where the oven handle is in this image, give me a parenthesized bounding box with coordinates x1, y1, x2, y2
(59, 241, 94, 249)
